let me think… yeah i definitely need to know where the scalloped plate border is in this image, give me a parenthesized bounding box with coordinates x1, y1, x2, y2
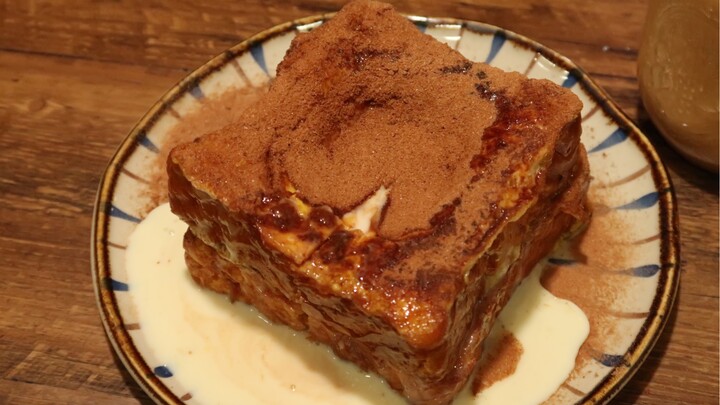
(91, 13, 680, 405)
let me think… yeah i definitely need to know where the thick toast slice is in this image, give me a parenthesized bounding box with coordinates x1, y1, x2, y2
(168, 1, 590, 403)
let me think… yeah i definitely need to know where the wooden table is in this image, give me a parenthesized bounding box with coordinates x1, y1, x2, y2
(1, 0, 717, 404)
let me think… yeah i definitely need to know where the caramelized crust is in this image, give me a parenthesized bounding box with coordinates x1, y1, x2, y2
(168, 1, 589, 403)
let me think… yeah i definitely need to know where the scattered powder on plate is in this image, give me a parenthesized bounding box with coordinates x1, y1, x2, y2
(472, 331, 524, 395)
(541, 187, 630, 400)
(144, 85, 267, 208)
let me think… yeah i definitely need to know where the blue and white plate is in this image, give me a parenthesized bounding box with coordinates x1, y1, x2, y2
(91, 13, 680, 405)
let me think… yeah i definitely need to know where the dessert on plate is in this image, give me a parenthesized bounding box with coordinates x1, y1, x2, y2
(167, 1, 590, 403)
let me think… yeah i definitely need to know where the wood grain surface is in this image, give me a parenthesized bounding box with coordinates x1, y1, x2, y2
(1, 1, 717, 404)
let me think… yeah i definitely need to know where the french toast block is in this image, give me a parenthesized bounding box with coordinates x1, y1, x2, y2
(167, 1, 590, 403)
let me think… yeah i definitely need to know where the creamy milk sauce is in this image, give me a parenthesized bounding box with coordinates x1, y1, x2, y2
(342, 185, 389, 233)
(126, 203, 589, 405)
(455, 268, 590, 404)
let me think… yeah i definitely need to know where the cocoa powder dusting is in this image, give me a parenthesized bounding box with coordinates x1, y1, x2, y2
(473, 332, 524, 394)
(169, 0, 582, 244)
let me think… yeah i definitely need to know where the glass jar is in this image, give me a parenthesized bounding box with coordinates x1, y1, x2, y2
(638, 0, 719, 172)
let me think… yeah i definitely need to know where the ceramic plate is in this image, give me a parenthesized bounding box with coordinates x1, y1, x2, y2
(92, 13, 680, 405)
